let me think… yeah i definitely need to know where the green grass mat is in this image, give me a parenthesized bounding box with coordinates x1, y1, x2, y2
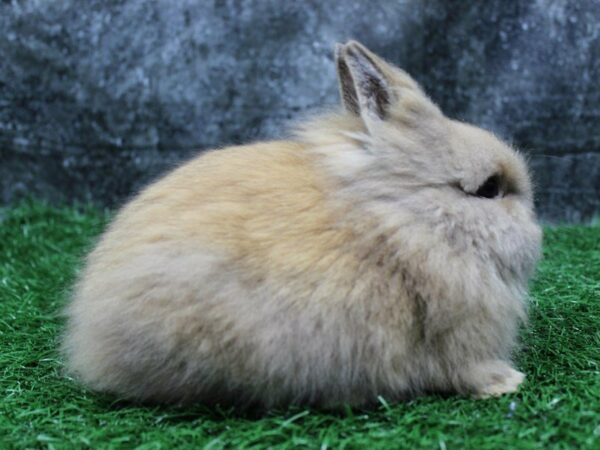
(1, 202, 598, 449)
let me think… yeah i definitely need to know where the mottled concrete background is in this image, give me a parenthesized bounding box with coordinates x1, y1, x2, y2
(1, 0, 598, 222)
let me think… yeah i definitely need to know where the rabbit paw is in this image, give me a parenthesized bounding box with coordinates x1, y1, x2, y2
(463, 360, 525, 398)
(476, 368, 524, 398)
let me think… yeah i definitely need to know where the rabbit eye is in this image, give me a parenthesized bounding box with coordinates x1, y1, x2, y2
(474, 175, 501, 199)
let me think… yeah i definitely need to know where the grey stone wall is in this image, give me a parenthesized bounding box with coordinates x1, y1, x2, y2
(1, 0, 598, 222)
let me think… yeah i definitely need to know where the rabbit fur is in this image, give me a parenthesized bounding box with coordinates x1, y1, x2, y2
(62, 41, 542, 408)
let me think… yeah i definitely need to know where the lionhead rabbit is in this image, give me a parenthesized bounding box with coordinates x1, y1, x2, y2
(63, 41, 542, 408)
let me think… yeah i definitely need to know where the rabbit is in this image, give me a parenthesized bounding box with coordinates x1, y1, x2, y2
(62, 40, 542, 409)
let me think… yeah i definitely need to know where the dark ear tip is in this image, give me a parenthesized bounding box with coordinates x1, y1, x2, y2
(344, 40, 366, 53)
(336, 40, 365, 54)
(342, 40, 374, 64)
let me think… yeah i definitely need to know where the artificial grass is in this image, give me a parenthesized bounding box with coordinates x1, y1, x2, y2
(0, 201, 598, 450)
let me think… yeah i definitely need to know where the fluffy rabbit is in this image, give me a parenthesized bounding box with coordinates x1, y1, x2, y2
(63, 41, 542, 408)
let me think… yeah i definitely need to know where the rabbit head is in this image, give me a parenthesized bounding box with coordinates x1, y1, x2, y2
(303, 41, 542, 293)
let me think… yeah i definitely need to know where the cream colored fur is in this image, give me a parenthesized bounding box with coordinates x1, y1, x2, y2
(62, 41, 542, 408)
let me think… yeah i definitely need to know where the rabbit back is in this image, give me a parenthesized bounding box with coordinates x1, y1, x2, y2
(63, 140, 419, 407)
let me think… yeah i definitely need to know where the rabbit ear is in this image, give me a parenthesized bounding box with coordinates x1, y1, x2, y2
(335, 44, 360, 116)
(335, 41, 394, 131)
